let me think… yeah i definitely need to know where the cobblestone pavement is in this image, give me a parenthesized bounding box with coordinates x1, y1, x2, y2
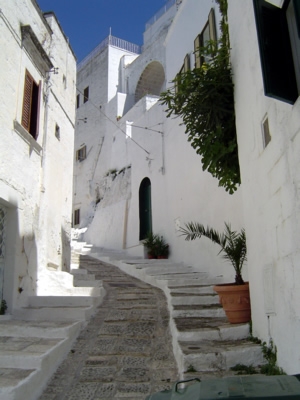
(39, 260, 179, 400)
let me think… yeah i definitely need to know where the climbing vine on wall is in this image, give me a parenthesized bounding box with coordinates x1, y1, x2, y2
(160, 0, 240, 194)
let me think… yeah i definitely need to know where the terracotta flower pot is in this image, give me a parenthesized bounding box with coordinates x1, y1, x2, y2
(147, 253, 156, 259)
(213, 282, 251, 324)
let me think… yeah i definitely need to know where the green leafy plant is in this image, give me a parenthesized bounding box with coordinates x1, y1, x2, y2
(154, 235, 169, 258)
(160, 0, 239, 193)
(142, 232, 169, 259)
(186, 364, 197, 373)
(260, 340, 285, 376)
(142, 232, 160, 258)
(179, 222, 246, 284)
(231, 340, 285, 376)
(230, 364, 258, 375)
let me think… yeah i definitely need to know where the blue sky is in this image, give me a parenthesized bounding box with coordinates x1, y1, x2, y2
(37, 0, 170, 62)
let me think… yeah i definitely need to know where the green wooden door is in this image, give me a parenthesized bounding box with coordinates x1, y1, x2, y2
(139, 178, 152, 240)
(0, 206, 6, 301)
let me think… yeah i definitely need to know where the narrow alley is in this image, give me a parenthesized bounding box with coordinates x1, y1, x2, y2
(39, 257, 179, 400)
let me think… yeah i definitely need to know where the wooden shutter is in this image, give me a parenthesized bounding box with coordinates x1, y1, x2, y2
(34, 80, 41, 140)
(21, 71, 33, 131)
(184, 54, 190, 72)
(253, 0, 298, 104)
(208, 8, 217, 41)
(81, 145, 86, 160)
(194, 34, 201, 68)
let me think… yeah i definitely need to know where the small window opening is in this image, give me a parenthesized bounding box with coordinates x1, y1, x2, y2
(55, 124, 60, 140)
(194, 8, 217, 68)
(63, 75, 67, 89)
(76, 145, 87, 162)
(83, 86, 89, 103)
(262, 115, 271, 148)
(76, 94, 80, 109)
(74, 209, 80, 226)
(21, 70, 40, 139)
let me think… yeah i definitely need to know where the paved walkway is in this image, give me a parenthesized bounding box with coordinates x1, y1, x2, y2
(39, 260, 179, 400)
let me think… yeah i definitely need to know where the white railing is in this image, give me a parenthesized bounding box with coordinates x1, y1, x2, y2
(78, 35, 141, 70)
(145, 0, 179, 30)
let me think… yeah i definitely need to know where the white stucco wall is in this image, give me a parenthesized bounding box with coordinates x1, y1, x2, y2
(228, 0, 300, 373)
(75, 0, 244, 286)
(74, 44, 140, 229)
(0, 0, 76, 310)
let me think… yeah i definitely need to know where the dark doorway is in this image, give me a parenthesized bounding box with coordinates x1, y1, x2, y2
(139, 178, 152, 240)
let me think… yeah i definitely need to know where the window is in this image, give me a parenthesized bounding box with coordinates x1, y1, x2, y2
(76, 94, 80, 109)
(21, 70, 40, 139)
(63, 75, 67, 89)
(253, 0, 299, 104)
(175, 54, 191, 93)
(194, 8, 217, 68)
(262, 115, 271, 148)
(76, 145, 86, 162)
(83, 86, 89, 103)
(74, 209, 80, 226)
(55, 124, 60, 140)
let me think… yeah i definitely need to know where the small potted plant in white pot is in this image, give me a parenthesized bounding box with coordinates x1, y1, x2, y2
(179, 222, 250, 324)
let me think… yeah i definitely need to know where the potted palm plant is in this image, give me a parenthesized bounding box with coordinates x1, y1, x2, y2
(142, 232, 160, 259)
(179, 222, 250, 324)
(154, 235, 169, 259)
(142, 233, 170, 259)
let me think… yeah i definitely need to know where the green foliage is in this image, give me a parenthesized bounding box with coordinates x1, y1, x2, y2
(232, 336, 285, 376)
(160, 0, 240, 194)
(261, 340, 285, 376)
(231, 340, 285, 376)
(230, 364, 258, 375)
(186, 364, 197, 373)
(179, 222, 246, 284)
(142, 232, 169, 258)
(0, 300, 7, 315)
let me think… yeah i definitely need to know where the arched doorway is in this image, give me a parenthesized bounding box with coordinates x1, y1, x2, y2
(139, 178, 152, 240)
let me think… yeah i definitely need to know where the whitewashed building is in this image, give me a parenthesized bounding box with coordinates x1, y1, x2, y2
(74, 0, 243, 285)
(0, 0, 76, 312)
(228, 0, 300, 374)
(74, 0, 300, 374)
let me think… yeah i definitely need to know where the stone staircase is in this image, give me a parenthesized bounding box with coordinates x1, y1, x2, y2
(88, 247, 265, 380)
(0, 250, 105, 400)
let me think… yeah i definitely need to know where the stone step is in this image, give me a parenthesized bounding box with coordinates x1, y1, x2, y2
(28, 295, 101, 308)
(167, 277, 225, 287)
(0, 368, 38, 400)
(64, 286, 102, 296)
(171, 294, 219, 306)
(70, 268, 87, 275)
(13, 305, 95, 322)
(143, 265, 199, 275)
(154, 272, 210, 281)
(0, 337, 66, 369)
(180, 339, 265, 372)
(174, 317, 250, 341)
(73, 279, 102, 287)
(0, 319, 81, 339)
(170, 285, 216, 295)
(172, 305, 226, 319)
(73, 273, 96, 281)
(0, 320, 82, 400)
